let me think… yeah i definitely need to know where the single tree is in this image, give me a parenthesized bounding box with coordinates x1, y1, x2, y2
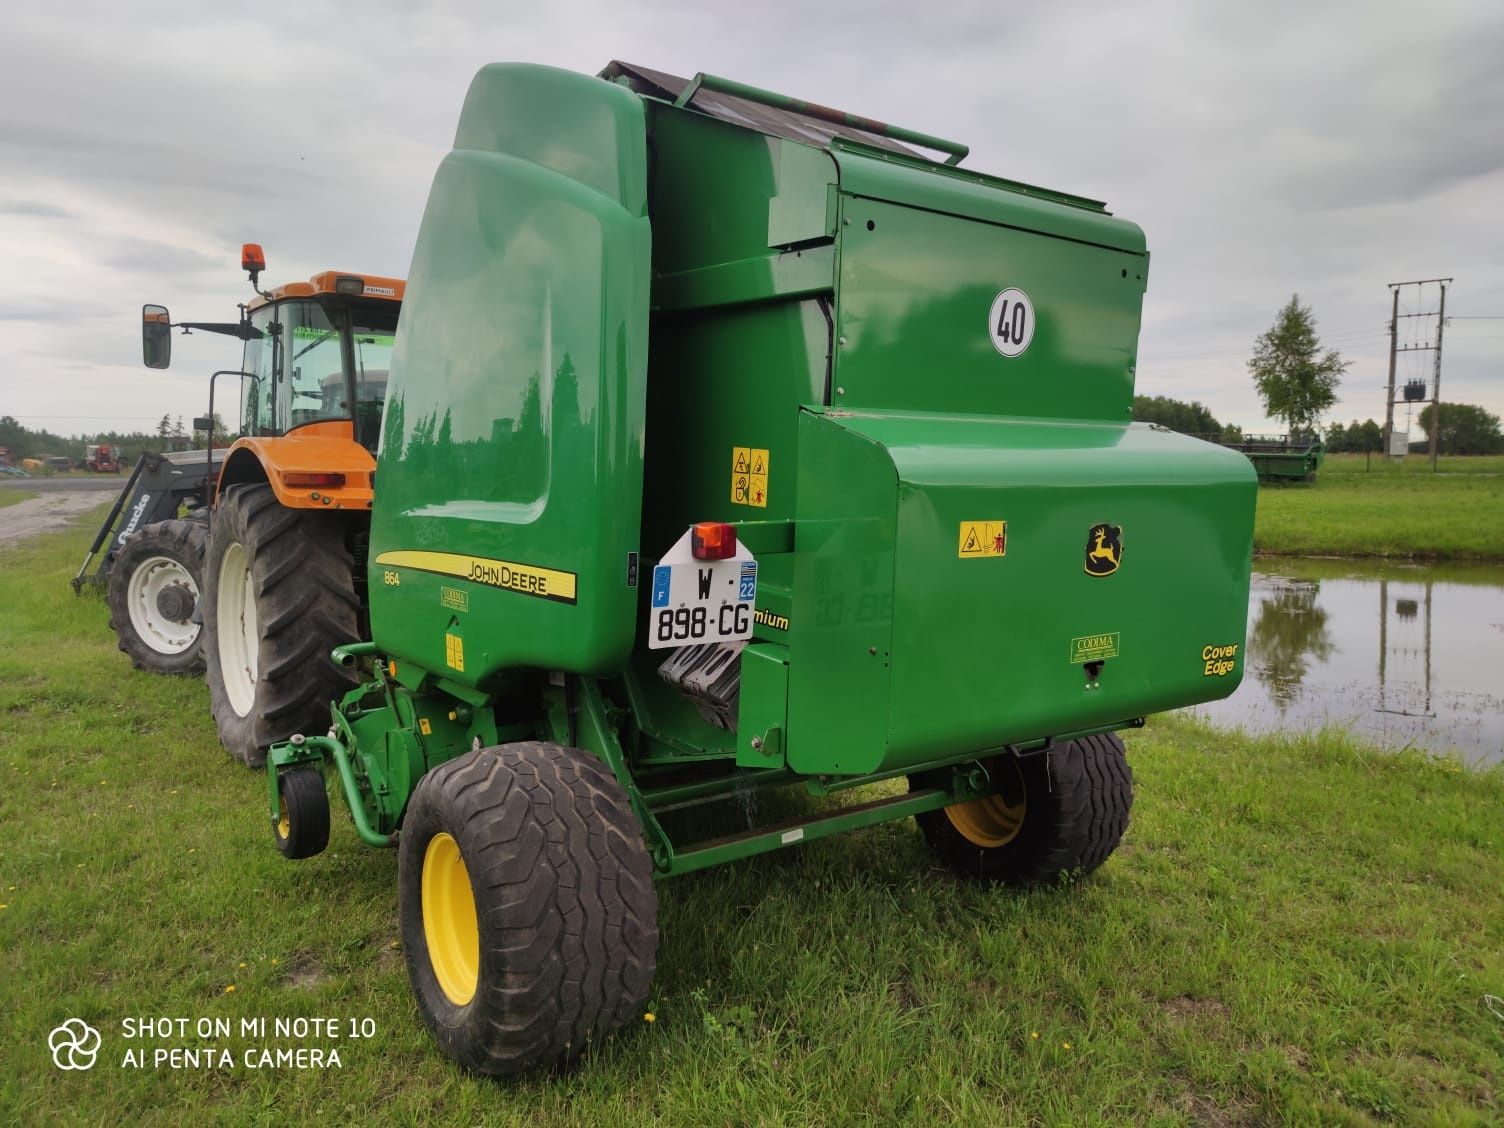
(1247, 295, 1348, 436)
(156, 413, 173, 438)
(1417, 402, 1504, 456)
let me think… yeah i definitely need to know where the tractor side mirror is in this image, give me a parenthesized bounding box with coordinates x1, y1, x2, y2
(143, 304, 172, 369)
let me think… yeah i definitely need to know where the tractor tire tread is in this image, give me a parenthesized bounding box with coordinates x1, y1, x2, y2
(203, 483, 358, 768)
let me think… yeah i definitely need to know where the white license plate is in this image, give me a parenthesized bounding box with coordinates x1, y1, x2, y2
(647, 529, 757, 650)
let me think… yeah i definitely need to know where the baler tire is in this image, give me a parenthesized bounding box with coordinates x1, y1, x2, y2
(203, 483, 359, 769)
(398, 741, 659, 1076)
(274, 767, 330, 860)
(914, 733, 1133, 886)
(105, 519, 208, 675)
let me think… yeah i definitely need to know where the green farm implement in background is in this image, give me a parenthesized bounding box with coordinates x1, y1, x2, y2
(255, 61, 1258, 1075)
(1195, 432, 1325, 482)
(1226, 433, 1326, 482)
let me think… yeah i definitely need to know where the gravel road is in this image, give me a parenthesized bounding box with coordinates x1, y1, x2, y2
(0, 487, 113, 546)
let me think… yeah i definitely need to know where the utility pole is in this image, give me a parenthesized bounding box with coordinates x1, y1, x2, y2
(1429, 281, 1447, 471)
(1383, 286, 1399, 456)
(1385, 277, 1452, 466)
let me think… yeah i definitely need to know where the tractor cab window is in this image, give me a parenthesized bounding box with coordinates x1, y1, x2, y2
(237, 297, 397, 442)
(349, 318, 397, 451)
(239, 300, 353, 436)
(240, 307, 277, 436)
(284, 302, 346, 430)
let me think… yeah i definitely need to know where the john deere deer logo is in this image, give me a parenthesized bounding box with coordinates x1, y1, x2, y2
(1084, 523, 1123, 577)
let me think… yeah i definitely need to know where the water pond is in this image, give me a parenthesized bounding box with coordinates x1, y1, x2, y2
(1184, 556, 1504, 766)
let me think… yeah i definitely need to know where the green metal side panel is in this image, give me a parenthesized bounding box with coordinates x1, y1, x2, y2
(369, 65, 650, 684)
(832, 153, 1148, 424)
(786, 410, 897, 774)
(832, 148, 1147, 253)
(636, 106, 839, 650)
(787, 411, 1256, 776)
(643, 104, 838, 285)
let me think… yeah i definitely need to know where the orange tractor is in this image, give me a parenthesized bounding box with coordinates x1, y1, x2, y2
(131, 245, 404, 765)
(84, 443, 123, 472)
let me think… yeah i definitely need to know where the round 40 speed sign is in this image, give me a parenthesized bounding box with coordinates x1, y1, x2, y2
(988, 287, 1035, 357)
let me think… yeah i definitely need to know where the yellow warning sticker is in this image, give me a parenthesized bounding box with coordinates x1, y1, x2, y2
(958, 520, 1007, 558)
(418, 717, 433, 735)
(444, 632, 465, 672)
(731, 446, 770, 508)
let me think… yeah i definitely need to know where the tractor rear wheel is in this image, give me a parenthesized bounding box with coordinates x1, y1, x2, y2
(203, 484, 359, 768)
(398, 742, 659, 1076)
(914, 733, 1133, 886)
(106, 519, 208, 675)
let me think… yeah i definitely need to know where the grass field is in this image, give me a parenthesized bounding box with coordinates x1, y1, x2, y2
(1255, 454, 1504, 560)
(3, 513, 1502, 1125)
(0, 488, 38, 508)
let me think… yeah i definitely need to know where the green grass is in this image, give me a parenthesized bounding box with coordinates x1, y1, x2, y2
(3, 514, 1502, 1125)
(1320, 453, 1504, 477)
(0, 488, 38, 508)
(1256, 454, 1504, 560)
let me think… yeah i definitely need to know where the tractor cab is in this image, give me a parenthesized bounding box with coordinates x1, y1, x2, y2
(140, 247, 405, 512)
(139, 248, 404, 452)
(240, 271, 402, 452)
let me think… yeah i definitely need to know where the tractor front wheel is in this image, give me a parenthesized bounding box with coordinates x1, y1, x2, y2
(105, 519, 208, 675)
(914, 733, 1133, 885)
(398, 742, 659, 1076)
(202, 484, 359, 767)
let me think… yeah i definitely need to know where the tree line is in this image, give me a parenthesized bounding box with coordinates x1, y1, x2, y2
(0, 414, 231, 466)
(1131, 294, 1501, 456)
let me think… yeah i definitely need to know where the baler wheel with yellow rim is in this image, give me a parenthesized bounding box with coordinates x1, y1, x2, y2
(272, 767, 330, 860)
(913, 733, 1133, 886)
(397, 742, 659, 1076)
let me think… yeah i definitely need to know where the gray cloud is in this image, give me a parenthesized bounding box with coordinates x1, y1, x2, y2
(0, 199, 77, 219)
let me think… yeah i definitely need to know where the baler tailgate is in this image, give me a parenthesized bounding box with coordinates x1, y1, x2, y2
(787, 409, 1257, 775)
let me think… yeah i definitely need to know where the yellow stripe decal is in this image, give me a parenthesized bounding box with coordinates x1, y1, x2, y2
(375, 550, 577, 606)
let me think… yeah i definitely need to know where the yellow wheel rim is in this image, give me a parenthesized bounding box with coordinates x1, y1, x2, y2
(422, 832, 479, 1006)
(276, 796, 290, 841)
(945, 759, 1027, 848)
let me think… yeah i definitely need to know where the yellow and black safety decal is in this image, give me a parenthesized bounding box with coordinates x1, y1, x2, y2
(1084, 523, 1123, 577)
(444, 632, 465, 672)
(958, 520, 1006, 558)
(375, 550, 577, 605)
(1070, 632, 1120, 663)
(731, 446, 769, 508)
(1202, 643, 1239, 676)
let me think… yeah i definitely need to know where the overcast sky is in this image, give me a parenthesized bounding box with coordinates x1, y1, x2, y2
(2, 0, 1501, 440)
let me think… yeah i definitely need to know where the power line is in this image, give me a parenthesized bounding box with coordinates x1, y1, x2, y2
(1384, 278, 1451, 470)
